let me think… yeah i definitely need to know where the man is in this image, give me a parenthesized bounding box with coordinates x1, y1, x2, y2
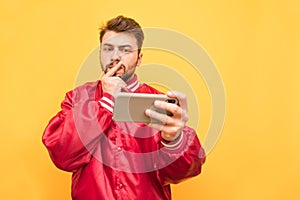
(42, 15, 206, 200)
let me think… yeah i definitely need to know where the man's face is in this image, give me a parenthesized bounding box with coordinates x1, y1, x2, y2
(100, 30, 143, 82)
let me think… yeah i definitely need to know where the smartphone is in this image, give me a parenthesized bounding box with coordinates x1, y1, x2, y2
(112, 93, 178, 123)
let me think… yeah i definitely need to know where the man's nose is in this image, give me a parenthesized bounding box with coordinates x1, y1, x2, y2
(111, 49, 122, 61)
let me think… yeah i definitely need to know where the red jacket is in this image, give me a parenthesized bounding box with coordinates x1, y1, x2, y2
(42, 75, 206, 200)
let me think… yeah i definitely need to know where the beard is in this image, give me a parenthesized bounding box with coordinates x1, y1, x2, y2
(119, 69, 135, 82)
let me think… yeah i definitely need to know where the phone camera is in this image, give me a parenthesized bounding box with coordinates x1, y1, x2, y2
(166, 99, 176, 104)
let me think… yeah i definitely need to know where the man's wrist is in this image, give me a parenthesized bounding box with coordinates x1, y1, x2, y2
(99, 92, 114, 113)
(161, 131, 183, 150)
(161, 131, 181, 142)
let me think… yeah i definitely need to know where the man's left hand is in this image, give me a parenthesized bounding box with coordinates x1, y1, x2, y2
(145, 91, 189, 141)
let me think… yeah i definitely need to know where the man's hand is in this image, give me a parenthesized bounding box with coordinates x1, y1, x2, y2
(101, 61, 128, 95)
(145, 91, 189, 141)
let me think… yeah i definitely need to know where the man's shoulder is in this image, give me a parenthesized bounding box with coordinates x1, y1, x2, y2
(137, 83, 163, 94)
(65, 80, 99, 93)
(74, 80, 100, 91)
(65, 80, 100, 100)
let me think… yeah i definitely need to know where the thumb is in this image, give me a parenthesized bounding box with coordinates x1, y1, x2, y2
(121, 86, 130, 92)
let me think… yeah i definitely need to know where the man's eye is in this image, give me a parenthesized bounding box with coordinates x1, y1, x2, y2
(124, 48, 131, 52)
(103, 47, 113, 52)
(120, 48, 132, 53)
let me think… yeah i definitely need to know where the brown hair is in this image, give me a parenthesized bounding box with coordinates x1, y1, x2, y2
(99, 15, 144, 53)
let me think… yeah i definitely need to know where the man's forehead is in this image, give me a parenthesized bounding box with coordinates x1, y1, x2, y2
(102, 31, 137, 46)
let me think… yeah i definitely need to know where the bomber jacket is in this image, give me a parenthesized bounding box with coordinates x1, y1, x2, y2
(42, 75, 206, 200)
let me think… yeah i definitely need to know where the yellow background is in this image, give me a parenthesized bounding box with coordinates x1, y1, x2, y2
(1, 0, 299, 199)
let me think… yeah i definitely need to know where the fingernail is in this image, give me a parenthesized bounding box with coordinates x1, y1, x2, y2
(145, 109, 150, 115)
(167, 91, 173, 96)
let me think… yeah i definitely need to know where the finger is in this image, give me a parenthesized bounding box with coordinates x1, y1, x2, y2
(104, 61, 124, 77)
(147, 122, 181, 138)
(113, 77, 127, 89)
(154, 100, 182, 117)
(121, 86, 129, 92)
(107, 76, 127, 85)
(104, 76, 127, 93)
(146, 122, 164, 131)
(167, 90, 188, 112)
(145, 109, 174, 125)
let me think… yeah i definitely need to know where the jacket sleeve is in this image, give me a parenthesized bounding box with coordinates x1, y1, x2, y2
(42, 86, 114, 172)
(156, 126, 206, 185)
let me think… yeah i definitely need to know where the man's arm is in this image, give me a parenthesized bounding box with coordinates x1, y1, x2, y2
(156, 126, 206, 185)
(146, 90, 206, 184)
(42, 85, 114, 172)
(43, 61, 129, 172)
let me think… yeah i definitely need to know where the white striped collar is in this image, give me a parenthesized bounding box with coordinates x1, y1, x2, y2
(126, 74, 140, 92)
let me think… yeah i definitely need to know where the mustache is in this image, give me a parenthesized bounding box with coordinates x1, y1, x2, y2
(104, 60, 126, 75)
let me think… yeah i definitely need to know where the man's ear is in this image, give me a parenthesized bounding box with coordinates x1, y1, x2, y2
(136, 52, 143, 67)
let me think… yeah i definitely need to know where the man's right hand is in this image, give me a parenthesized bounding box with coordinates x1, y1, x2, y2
(101, 61, 128, 95)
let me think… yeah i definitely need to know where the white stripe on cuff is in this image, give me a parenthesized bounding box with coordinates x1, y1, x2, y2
(99, 101, 113, 113)
(161, 132, 184, 150)
(102, 96, 114, 107)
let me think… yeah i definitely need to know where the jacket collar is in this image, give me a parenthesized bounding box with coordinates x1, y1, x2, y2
(126, 74, 140, 92)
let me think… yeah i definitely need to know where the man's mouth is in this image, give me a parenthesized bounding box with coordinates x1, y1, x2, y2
(104, 60, 126, 76)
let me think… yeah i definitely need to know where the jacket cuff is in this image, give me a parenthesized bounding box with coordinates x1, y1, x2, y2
(160, 132, 184, 150)
(99, 93, 114, 113)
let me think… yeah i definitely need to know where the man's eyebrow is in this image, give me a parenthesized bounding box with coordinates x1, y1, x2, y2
(102, 43, 133, 48)
(119, 44, 133, 48)
(102, 43, 113, 46)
